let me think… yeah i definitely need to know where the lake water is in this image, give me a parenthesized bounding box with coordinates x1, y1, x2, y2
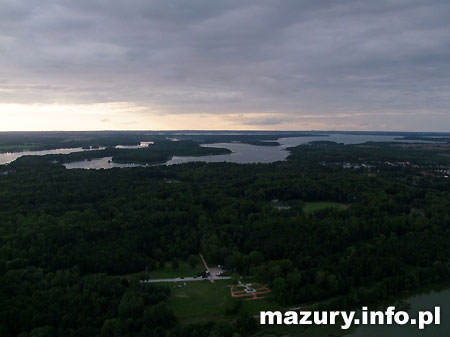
(344, 283, 450, 337)
(2, 134, 441, 168)
(266, 283, 450, 337)
(164, 134, 434, 166)
(165, 142, 289, 165)
(63, 157, 144, 169)
(0, 142, 153, 166)
(0, 147, 105, 165)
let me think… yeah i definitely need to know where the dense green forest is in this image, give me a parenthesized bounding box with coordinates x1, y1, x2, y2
(0, 138, 449, 336)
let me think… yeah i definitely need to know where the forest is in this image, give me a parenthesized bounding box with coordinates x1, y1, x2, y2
(0, 137, 449, 336)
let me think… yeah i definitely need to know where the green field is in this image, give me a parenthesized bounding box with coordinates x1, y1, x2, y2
(160, 280, 282, 324)
(162, 278, 346, 335)
(149, 256, 284, 324)
(302, 201, 348, 214)
(148, 257, 204, 279)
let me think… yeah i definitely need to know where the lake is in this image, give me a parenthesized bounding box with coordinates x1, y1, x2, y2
(0, 147, 105, 165)
(63, 157, 144, 169)
(0, 142, 152, 166)
(260, 283, 449, 337)
(165, 142, 289, 165)
(164, 134, 434, 165)
(344, 283, 450, 337)
(1, 134, 441, 169)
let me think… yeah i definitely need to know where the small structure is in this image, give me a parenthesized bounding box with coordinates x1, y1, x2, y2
(231, 282, 271, 301)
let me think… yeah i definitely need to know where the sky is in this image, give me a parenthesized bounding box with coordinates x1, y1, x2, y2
(0, 0, 449, 131)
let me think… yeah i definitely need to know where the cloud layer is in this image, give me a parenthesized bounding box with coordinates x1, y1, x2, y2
(1, 0, 449, 130)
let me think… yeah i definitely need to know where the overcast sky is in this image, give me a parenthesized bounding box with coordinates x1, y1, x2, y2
(1, 0, 449, 131)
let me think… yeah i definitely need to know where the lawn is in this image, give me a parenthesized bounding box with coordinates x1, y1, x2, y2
(160, 280, 282, 324)
(302, 201, 348, 215)
(148, 256, 204, 279)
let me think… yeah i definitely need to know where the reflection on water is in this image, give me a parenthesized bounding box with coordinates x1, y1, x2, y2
(63, 157, 144, 170)
(165, 143, 289, 165)
(0, 147, 104, 165)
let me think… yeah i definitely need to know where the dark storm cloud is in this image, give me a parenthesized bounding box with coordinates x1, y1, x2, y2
(1, 0, 449, 130)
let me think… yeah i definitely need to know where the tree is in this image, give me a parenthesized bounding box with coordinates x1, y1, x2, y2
(118, 293, 144, 319)
(272, 277, 288, 304)
(188, 255, 198, 269)
(171, 258, 179, 270)
(231, 273, 240, 285)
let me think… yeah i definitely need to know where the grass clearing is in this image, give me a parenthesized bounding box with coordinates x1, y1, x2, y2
(163, 280, 232, 324)
(159, 280, 281, 324)
(303, 201, 348, 215)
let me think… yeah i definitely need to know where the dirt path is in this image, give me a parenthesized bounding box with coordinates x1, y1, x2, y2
(199, 253, 209, 270)
(199, 253, 214, 283)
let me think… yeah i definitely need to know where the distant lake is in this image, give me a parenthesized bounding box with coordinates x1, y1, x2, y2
(2, 134, 440, 168)
(62, 134, 442, 169)
(0, 142, 152, 166)
(164, 134, 434, 165)
(165, 142, 289, 165)
(0, 147, 104, 165)
(63, 157, 144, 169)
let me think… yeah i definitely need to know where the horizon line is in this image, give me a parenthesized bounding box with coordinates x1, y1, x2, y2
(0, 129, 449, 134)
